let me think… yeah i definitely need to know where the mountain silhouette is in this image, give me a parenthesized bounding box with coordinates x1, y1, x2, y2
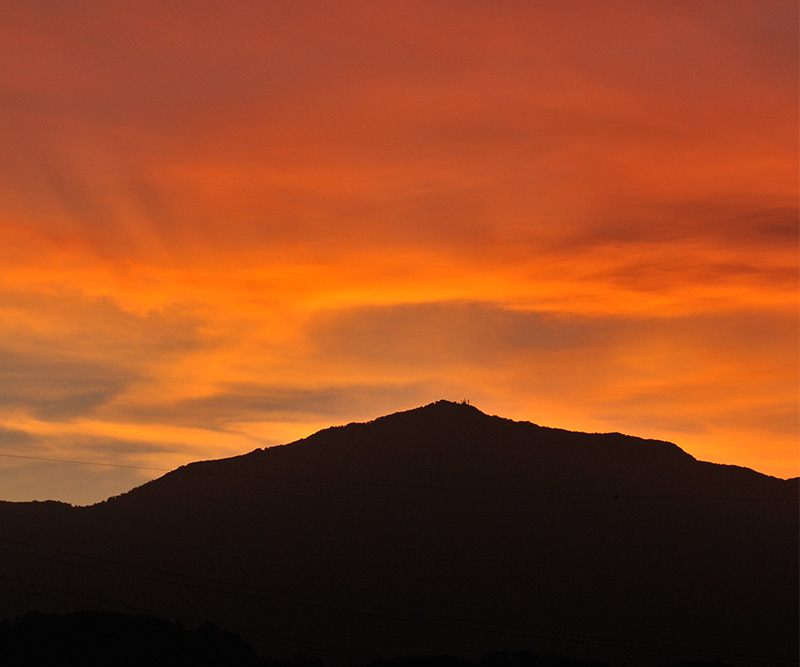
(0, 401, 796, 665)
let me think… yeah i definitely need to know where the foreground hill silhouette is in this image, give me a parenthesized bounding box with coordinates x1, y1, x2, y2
(0, 401, 796, 666)
(0, 611, 738, 667)
(0, 611, 265, 666)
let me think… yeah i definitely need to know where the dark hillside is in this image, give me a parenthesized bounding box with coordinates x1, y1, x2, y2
(0, 401, 796, 666)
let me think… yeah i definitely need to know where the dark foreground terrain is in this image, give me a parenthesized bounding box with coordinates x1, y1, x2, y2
(0, 401, 796, 666)
(0, 610, 739, 667)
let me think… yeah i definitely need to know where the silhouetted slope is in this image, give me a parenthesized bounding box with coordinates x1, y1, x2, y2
(112, 400, 793, 502)
(0, 402, 796, 666)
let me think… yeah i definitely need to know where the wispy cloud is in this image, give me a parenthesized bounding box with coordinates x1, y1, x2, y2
(0, 1, 796, 502)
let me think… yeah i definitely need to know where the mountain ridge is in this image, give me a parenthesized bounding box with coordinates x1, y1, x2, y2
(102, 400, 791, 512)
(0, 400, 796, 666)
(6, 400, 788, 511)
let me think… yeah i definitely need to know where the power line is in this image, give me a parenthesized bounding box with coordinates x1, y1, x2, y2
(0, 451, 169, 472)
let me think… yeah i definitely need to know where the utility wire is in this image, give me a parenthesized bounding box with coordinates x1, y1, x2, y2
(0, 451, 169, 471)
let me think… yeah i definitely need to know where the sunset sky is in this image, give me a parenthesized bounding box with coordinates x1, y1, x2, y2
(0, 1, 797, 504)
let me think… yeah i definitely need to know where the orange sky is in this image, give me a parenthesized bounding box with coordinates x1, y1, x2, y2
(0, 1, 797, 504)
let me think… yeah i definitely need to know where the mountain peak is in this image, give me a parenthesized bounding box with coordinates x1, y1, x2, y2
(418, 398, 482, 412)
(372, 398, 490, 425)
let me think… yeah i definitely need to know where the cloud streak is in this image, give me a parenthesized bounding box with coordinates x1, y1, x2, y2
(0, 1, 796, 502)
